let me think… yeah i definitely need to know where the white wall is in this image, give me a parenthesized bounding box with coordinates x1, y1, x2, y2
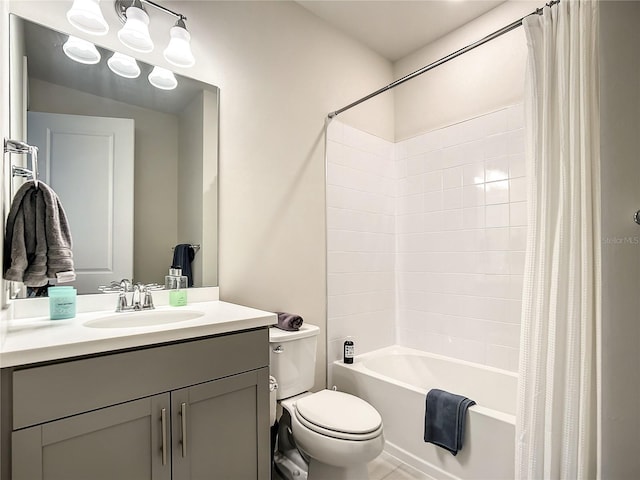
(599, 1, 640, 476)
(198, 0, 394, 390)
(4, 0, 395, 391)
(394, 0, 539, 140)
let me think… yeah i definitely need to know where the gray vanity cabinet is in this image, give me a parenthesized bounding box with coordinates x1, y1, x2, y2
(13, 394, 172, 480)
(3, 328, 271, 480)
(171, 369, 269, 479)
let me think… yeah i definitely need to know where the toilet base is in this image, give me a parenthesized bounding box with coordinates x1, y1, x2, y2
(308, 459, 370, 480)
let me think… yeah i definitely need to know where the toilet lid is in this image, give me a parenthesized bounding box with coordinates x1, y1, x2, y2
(294, 390, 382, 440)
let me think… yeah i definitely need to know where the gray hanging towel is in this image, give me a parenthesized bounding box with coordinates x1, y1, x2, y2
(4, 180, 74, 287)
(424, 388, 475, 456)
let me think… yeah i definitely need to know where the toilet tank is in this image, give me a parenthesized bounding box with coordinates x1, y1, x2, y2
(269, 324, 319, 400)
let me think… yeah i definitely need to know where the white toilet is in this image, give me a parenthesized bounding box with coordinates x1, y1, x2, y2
(270, 324, 384, 480)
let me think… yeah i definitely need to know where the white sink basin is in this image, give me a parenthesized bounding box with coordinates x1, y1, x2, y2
(84, 310, 205, 329)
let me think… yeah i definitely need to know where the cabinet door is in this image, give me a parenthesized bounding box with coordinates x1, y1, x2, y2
(12, 394, 171, 480)
(171, 367, 270, 480)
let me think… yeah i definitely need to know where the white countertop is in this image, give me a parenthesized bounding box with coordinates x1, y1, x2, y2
(0, 290, 276, 367)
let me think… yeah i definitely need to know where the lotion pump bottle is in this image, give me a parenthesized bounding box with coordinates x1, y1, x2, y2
(165, 266, 188, 306)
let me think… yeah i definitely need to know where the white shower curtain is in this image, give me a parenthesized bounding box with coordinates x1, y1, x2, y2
(516, 1, 600, 479)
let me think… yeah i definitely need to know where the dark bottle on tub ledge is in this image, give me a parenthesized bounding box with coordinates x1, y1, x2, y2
(343, 338, 354, 364)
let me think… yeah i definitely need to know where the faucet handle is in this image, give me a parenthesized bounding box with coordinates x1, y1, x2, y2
(143, 287, 155, 310)
(116, 291, 128, 312)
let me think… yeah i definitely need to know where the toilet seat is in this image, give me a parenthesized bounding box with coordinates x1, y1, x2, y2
(294, 390, 383, 441)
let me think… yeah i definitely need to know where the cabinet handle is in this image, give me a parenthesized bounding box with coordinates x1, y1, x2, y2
(180, 402, 188, 457)
(161, 408, 167, 466)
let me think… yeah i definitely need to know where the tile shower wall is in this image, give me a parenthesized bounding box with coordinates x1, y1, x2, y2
(395, 104, 526, 372)
(326, 104, 526, 373)
(326, 121, 396, 368)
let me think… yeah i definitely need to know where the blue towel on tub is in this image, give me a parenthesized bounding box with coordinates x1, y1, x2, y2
(424, 388, 475, 456)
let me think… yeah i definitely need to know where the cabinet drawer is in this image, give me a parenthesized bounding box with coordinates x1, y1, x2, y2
(13, 328, 268, 429)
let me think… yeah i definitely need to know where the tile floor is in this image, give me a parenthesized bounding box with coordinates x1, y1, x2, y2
(368, 452, 433, 480)
(273, 451, 432, 480)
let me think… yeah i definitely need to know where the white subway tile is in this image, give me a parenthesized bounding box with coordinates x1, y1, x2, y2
(485, 180, 509, 205)
(509, 226, 527, 251)
(508, 153, 526, 178)
(463, 184, 485, 207)
(442, 187, 463, 210)
(441, 209, 464, 231)
(462, 162, 485, 185)
(407, 154, 425, 176)
(484, 132, 509, 159)
(462, 207, 485, 229)
(486, 345, 519, 372)
(506, 103, 525, 131)
(481, 108, 509, 137)
(507, 129, 525, 155)
(327, 119, 345, 142)
(510, 177, 527, 203)
(486, 204, 510, 228)
(424, 171, 443, 192)
(443, 166, 463, 189)
(509, 251, 526, 275)
(510, 201, 528, 226)
(485, 227, 510, 251)
(485, 157, 510, 182)
(481, 251, 510, 275)
(424, 191, 443, 212)
(508, 274, 524, 300)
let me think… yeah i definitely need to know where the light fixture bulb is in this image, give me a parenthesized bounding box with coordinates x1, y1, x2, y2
(107, 52, 141, 78)
(163, 20, 195, 68)
(62, 36, 101, 64)
(118, 5, 154, 53)
(66, 0, 109, 35)
(148, 66, 178, 90)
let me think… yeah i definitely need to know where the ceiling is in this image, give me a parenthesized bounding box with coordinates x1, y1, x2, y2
(296, 0, 507, 62)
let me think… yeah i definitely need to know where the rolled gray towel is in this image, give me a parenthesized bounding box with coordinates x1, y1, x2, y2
(275, 312, 303, 331)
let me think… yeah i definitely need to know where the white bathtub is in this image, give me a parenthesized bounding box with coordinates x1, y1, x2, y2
(332, 345, 517, 480)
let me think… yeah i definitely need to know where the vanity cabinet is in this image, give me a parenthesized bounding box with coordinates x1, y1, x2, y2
(2, 328, 271, 480)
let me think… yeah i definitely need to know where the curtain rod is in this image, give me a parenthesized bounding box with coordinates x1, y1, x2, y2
(327, 0, 560, 119)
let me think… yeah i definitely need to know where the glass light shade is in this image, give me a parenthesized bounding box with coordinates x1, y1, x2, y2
(163, 25, 195, 68)
(107, 52, 141, 78)
(148, 66, 178, 90)
(66, 0, 109, 35)
(62, 36, 101, 65)
(118, 6, 154, 53)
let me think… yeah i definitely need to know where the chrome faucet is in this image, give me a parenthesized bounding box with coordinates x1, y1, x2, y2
(99, 279, 159, 312)
(115, 281, 155, 312)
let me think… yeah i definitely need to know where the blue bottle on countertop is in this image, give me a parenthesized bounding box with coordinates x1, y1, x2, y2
(49, 286, 77, 320)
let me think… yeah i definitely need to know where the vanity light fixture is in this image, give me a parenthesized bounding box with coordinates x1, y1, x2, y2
(163, 17, 195, 68)
(115, 0, 195, 67)
(117, 0, 154, 52)
(148, 66, 177, 90)
(66, 0, 109, 35)
(62, 36, 102, 64)
(107, 52, 141, 78)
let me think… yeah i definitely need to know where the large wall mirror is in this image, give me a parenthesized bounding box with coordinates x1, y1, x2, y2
(7, 15, 219, 297)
